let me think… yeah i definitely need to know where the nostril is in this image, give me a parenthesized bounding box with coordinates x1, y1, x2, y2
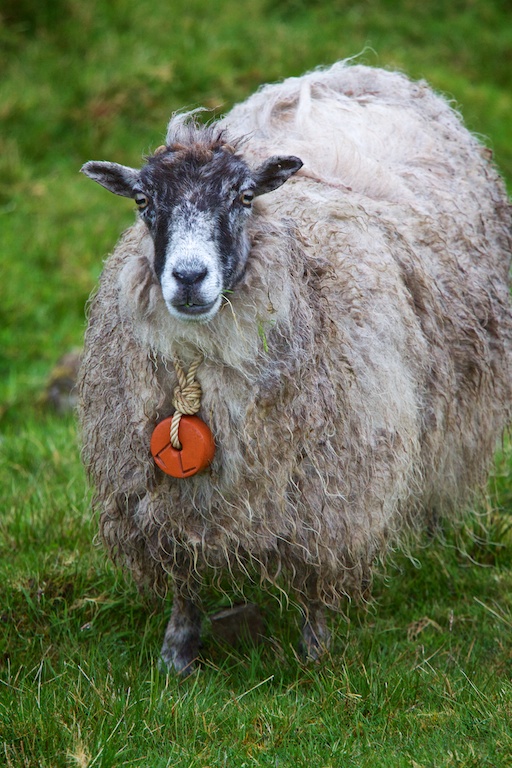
(172, 267, 208, 286)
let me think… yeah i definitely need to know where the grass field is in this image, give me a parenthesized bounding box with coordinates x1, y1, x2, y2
(1, 1, 512, 765)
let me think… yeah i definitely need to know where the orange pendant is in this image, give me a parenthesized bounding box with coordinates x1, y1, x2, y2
(150, 415, 215, 478)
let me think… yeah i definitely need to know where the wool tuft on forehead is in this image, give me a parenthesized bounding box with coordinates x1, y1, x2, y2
(155, 143, 217, 165)
(162, 110, 239, 155)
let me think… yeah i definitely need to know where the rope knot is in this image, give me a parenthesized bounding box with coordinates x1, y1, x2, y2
(170, 353, 203, 450)
(172, 380, 202, 415)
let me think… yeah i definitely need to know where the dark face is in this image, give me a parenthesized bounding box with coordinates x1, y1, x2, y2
(138, 146, 256, 321)
(82, 135, 302, 322)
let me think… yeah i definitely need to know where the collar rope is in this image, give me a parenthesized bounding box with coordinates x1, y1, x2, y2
(170, 353, 204, 450)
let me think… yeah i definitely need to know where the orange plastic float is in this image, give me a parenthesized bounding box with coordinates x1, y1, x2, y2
(150, 414, 215, 478)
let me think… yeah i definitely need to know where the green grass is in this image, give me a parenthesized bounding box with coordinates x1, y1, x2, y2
(1, 0, 512, 765)
(2, 417, 512, 766)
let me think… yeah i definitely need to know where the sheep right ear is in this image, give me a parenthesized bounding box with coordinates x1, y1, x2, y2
(81, 161, 140, 198)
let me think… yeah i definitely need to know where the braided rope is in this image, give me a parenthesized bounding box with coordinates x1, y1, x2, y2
(170, 353, 204, 449)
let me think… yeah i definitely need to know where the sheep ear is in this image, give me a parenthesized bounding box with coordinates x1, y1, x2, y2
(253, 155, 303, 196)
(81, 161, 140, 198)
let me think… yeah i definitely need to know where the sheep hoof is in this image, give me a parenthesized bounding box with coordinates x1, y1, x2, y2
(160, 595, 202, 676)
(299, 611, 331, 662)
(159, 647, 199, 677)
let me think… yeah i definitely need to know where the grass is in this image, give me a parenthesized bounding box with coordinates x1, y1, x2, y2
(1, 0, 512, 765)
(2, 420, 512, 767)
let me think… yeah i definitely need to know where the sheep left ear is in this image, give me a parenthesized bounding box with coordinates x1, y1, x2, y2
(253, 155, 303, 196)
(81, 161, 140, 198)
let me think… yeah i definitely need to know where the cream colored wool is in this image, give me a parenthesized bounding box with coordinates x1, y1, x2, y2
(78, 62, 512, 607)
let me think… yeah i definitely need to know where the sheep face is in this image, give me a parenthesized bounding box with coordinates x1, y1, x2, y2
(81, 142, 302, 322)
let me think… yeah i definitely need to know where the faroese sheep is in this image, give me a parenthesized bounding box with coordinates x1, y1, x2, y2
(79, 62, 512, 674)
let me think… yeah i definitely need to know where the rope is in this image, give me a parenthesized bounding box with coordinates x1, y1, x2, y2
(170, 353, 204, 449)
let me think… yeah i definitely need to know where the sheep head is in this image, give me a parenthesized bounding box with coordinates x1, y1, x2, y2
(81, 127, 302, 323)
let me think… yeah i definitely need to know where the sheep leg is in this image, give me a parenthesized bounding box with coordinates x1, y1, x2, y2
(299, 602, 331, 662)
(160, 592, 202, 676)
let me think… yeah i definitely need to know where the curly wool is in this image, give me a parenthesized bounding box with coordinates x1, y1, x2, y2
(78, 62, 512, 606)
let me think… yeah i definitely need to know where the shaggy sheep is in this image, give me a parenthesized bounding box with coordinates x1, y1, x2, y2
(79, 61, 512, 674)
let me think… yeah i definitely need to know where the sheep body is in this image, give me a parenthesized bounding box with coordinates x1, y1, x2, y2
(79, 62, 512, 660)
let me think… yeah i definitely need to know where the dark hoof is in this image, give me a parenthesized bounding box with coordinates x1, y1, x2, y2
(300, 618, 331, 662)
(159, 649, 199, 677)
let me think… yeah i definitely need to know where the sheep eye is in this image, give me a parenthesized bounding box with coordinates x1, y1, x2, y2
(239, 190, 255, 207)
(135, 193, 149, 210)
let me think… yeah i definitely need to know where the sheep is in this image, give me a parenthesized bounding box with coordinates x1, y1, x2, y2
(78, 61, 512, 675)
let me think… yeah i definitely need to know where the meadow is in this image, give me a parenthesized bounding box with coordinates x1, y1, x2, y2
(1, 0, 512, 765)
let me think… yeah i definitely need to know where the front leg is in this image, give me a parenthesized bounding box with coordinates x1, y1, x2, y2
(160, 592, 202, 675)
(299, 601, 331, 662)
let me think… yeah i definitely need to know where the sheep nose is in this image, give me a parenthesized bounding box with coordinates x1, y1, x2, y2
(172, 266, 208, 286)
